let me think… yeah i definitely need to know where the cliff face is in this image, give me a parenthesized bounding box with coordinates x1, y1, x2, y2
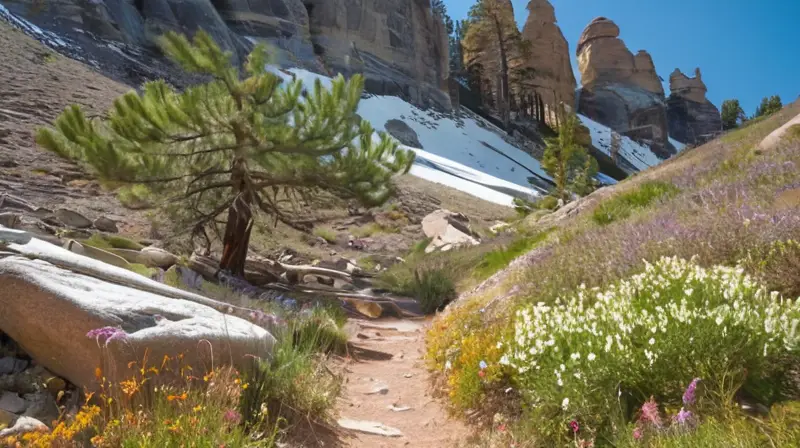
(3, 0, 450, 108)
(575, 17, 671, 158)
(304, 0, 450, 108)
(667, 68, 722, 145)
(520, 0, 576, 125)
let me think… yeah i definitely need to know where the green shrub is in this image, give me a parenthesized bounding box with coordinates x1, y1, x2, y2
(592, 181, 680, 225)
(409, 238, 432, 256)
(406, 269, 457, 314)
(292, 305, 348, 355)
(240, 319, 342, 434)
(501, 256, 800, 444)
(536, 195, 560, 211)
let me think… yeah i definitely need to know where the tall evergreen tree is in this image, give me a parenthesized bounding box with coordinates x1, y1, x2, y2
(541, 107, 597, 199)
(462, 0, 527, 127)
(36, 31, 415, 276)
(721, 99, 746, 130)
(431, 0, 454, 35)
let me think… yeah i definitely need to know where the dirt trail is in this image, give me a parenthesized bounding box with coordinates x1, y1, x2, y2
(334, 318, 468, 448)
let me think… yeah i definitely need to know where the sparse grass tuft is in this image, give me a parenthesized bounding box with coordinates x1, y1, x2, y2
(592, 181, 680, 225)
(474, 230, 551, 281)
(312, 227, 337, 244)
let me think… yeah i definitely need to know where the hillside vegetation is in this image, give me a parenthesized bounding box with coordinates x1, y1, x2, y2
(418, 100, 800, 446)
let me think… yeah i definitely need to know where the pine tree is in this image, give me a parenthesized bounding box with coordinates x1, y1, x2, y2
(754, 95, 783, 118)
(541, 108, 597, 200)
(721, 99, 746, 130)
(36, 31, 415, 276)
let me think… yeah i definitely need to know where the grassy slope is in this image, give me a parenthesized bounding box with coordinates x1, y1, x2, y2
(424, 99, 800, 445)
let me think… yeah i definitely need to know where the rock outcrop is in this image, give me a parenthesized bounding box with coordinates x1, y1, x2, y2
(576, 17, 672, 158)
(421, 209, 480, 253)
(2, 0, 450, 108)
(520, 0, 576, 126)
(666, 68, 722, 145)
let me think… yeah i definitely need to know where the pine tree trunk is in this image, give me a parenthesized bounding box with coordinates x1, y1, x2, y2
(219, 162, 253, 277)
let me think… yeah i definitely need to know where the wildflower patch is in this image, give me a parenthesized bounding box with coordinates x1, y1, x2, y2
(501, 256, 800, 443)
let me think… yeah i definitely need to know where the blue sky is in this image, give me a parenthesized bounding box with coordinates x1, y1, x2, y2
(442, 0, 799, 115)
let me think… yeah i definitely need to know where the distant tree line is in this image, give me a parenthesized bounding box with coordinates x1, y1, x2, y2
(721, 95, 783, 130)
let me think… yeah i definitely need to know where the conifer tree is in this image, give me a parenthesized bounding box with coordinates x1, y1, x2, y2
(541, 108, 597, 200)
(36, 31, 415, 276)
(721, 99, 746, 130)
(462, 0, 529, 127)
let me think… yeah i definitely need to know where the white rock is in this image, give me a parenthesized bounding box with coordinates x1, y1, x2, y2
(337, 419, 403, 437)
(139, 246, 178, 269)
(0, 236, 275, 391)
(0, 416, 48, 438)
(421, 209, 479, 253)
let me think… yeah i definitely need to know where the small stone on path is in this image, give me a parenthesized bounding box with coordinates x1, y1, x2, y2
(388, 404, 412, 412)
(338, 418, 403, 437)
(365, 384, 389, 395)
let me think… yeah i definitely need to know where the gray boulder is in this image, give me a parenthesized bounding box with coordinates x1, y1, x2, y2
(385, 119, 423, 148)
(0, 234, 275, 391)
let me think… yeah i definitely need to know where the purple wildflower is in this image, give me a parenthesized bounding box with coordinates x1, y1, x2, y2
(673, 407, 693, 425)
(569, 420, 580, 433)
(223, 409, 242, 425)
(86, 326, 127, 346)
(682, 378, 701, 405)
(479, 360, 488, 370)
(639, 398, 662, 428)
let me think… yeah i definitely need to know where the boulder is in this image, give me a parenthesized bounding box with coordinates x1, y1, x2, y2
(54, 208, 92, 229)
(138, 246, 178, 269)
(0, 236, 275, 391)
(520, 0, 577, 123)
(0, 392, 28, 414)
(93, 216, 119, 233)
(421, 209, 479, 253)
(667, 68, 722, 145)
(384, 119, 422, 148)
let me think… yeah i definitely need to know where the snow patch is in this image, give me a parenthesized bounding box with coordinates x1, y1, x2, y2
(578, 114, 664, 171)
(669, 137, 687, 152)
(270, 67, 547, 205)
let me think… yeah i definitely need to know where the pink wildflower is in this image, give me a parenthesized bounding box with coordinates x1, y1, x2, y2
(639, 397, 662, 428)
(569, 420, 580, 433)
(223, 409, 242, 425)
(633, 427, 643, 440)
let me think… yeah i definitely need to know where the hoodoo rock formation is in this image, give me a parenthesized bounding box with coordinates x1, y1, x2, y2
(520, 0, 576, 126)
(667, 68, 723, 145)
(575, 17, 672, 158)
(2, 0, 450, 108)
